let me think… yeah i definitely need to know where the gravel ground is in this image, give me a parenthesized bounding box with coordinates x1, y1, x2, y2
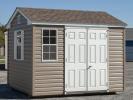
(0, 71, 7, 84)
(0, 62, 133, 99)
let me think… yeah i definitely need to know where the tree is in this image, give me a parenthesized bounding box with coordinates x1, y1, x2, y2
(0, 25, 7, 46)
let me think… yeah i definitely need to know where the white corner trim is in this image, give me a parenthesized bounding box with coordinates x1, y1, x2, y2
(6, 8, 32, 28)
(4, 32, 8, 69)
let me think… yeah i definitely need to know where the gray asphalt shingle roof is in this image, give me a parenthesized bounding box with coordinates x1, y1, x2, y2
(18, 7, 127, 26)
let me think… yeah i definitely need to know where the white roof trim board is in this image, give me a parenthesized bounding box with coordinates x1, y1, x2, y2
(32, 22, 125, 28)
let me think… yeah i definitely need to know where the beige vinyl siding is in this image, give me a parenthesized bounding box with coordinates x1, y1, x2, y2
(8, 25, 33, 95)
(108, 28, 125, 92)
(32, 26, 64, 96)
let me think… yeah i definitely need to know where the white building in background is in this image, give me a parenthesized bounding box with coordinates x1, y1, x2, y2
(126, 28, 133, 61)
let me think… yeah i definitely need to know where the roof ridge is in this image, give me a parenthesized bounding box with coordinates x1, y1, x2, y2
(17, 7, 105, 13)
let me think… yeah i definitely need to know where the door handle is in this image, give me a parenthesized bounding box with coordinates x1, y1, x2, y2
(87, 66, 92, 69)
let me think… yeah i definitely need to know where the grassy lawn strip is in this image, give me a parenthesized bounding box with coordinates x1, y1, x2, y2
(0, 56, 5, 59)
(0, 56, 5, 64)
(0, 60, 5, 64)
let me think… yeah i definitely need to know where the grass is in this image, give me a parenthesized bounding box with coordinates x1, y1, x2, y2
(0, 56, 5, 64)
(0, 56, 5, 59)
(0, 59, 5, 64)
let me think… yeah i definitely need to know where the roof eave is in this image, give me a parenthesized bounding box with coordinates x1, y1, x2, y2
(31, 22, 126, 28)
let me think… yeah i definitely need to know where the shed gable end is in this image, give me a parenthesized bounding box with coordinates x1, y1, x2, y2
(10, 12, 28, 28)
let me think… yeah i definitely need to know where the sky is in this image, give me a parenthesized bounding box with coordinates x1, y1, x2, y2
(0, 0, 133, 27)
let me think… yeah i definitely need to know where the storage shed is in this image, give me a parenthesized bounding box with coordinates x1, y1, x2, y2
(6, 7, 127, 96)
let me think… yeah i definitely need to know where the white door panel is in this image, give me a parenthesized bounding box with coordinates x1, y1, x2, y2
(68, 70, 75, 88)
(65, 28, 87, 92)
(68, 44, 75, 63)
(65, 28, 108, 92)
(79, 45, 86, 63)
(87, 29, 108, 91)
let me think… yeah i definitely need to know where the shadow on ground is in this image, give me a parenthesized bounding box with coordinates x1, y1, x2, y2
(0, 84, 117, 99)
(0, 84, 28, 99)
(0, 64, 5, 70)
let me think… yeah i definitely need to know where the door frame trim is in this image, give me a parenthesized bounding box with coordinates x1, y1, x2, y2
(64, 26, 109, 93)
(106, 29, 110, 91)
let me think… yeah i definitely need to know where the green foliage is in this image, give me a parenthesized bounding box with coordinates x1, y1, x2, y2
(0, 25, 7, 46)
(0, 59, 5, 64)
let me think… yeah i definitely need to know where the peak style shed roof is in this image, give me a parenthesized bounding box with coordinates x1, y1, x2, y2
(7, 7, 127, 27)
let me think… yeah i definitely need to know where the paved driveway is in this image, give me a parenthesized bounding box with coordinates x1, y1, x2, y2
(0, 62, 133, 99)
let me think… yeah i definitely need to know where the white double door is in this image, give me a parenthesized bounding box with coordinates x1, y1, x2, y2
(65, 28, 108, 92)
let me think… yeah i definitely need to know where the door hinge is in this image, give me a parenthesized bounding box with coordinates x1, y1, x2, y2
(106, 82, 108, 86)
(65, 58, 67, 62)
(65, 84, 67, 88)
(65, 33, 67, 37)
(106, 34, 108, 38)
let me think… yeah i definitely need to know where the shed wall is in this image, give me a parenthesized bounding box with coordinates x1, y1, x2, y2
(32, 26, 125, 96)
(32, 26, 64, 96)
(108, 28, 125, 92)
(8, 25, 33, 95)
